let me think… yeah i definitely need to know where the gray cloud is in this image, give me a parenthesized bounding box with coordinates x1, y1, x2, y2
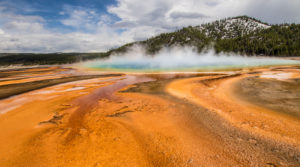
(113, 21, 137, 28)
(170, 12, 207, 19)
(205, 1, 220, 7)
(243, 0, 300, 24)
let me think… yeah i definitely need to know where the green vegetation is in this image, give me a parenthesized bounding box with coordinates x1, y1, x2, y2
(0, 52, 109, 66)
(214, 24, 300, 56)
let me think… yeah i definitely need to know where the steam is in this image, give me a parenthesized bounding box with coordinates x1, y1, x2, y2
(83, 45, 299, 71)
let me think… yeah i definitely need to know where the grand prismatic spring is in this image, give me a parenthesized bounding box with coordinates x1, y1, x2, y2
(1, 1, 300, 165)
(1, 53, 300, 166)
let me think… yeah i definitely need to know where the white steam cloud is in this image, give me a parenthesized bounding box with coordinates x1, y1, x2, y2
(83, 45, 300, 71)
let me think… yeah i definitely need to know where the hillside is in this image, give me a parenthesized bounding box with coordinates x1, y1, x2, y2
(110, 16, 300, 57)
(196, 16, 271, 39)
(0, 16, 300, 66)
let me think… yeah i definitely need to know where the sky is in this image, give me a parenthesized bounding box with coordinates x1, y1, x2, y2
(0, 0, 300, 53)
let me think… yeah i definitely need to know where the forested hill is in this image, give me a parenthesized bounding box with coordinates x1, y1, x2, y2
(110, 16, 300, 57)
(1, 16, 300, 66)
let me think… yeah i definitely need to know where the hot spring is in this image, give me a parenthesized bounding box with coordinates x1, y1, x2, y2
(81, 47, 300, 72)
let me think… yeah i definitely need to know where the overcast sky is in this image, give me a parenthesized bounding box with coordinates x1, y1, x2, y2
(0, 0, 300, 53)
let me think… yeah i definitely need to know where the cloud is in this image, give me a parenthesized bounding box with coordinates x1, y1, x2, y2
(108, 0, 300, 27)
(0, 5, 134, 52)
(0, 0, 300, 52)
(60, 6, 100, 31)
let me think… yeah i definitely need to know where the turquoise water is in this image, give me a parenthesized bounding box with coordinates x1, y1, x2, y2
(82, 55, 300, 72)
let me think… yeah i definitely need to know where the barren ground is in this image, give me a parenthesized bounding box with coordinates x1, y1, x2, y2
(0, 66, 299, 167)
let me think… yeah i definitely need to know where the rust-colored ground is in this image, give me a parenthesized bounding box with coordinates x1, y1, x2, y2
(0, 66, 300, 167)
